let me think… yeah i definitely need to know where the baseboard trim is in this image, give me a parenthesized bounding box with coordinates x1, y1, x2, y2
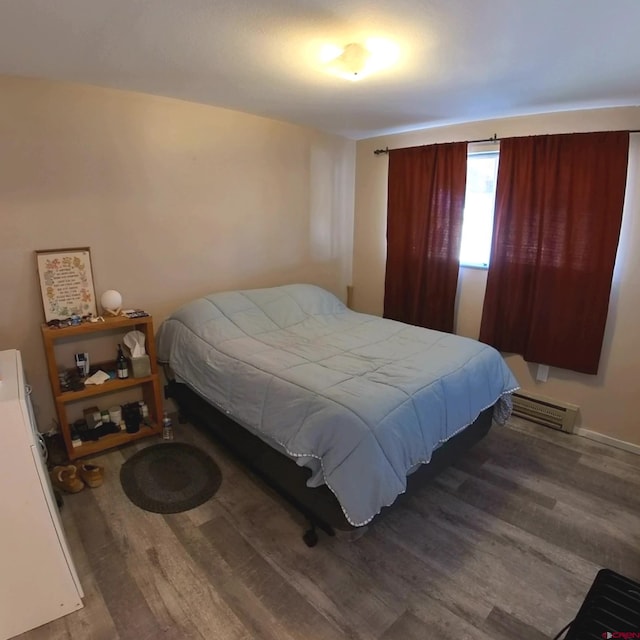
(574, 427, 640, 456)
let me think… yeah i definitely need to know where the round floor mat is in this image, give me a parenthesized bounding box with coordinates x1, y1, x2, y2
(120, 442, 222, 514)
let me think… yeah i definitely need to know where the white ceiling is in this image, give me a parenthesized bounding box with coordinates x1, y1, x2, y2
(1, 0, 639, 139)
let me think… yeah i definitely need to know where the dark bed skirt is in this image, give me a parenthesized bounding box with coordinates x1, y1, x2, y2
(167, 381, 494, 533)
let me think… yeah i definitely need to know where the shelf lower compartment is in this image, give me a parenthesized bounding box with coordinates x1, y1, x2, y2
(68, 424, 161, 459)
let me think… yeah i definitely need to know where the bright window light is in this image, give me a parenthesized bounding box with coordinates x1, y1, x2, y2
(459, 151, 499, 268)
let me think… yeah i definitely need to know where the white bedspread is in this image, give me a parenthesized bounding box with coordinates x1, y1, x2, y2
(156, 284, 518, 525)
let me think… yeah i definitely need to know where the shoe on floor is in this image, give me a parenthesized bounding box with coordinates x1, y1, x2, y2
(50, 465, 84, 493)
(78, 462, 104, 488)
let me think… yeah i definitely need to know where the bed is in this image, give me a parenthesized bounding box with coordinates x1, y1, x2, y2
(156, 284, 518, 543)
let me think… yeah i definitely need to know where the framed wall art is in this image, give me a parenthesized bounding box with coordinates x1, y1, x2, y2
(36, 247, 97, 321)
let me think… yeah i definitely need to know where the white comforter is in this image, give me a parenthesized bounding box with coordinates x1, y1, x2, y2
(156, 284, 518, 525)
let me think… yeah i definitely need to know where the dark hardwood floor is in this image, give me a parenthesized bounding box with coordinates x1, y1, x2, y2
(19, 417, 640, 640)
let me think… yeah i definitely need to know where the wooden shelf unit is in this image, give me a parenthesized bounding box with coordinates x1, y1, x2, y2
(41, 315, 163, 460)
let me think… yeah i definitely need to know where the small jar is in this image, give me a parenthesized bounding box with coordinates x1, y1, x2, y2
(138, 401, 149, 425)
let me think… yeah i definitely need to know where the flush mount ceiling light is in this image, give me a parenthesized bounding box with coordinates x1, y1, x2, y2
(320, 38, 399, 81)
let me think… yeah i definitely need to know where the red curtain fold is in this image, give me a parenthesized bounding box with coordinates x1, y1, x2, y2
(383, 142, 468, 332)
(479, 131, 629, 374)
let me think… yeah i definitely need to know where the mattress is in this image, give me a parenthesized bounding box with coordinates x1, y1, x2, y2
(156, 284, 518, 525)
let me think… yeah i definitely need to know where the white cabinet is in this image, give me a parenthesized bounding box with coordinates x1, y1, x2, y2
(0, 349, 83, 639)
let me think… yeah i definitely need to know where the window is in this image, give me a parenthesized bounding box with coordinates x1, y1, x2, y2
(459, 151, 499, 268)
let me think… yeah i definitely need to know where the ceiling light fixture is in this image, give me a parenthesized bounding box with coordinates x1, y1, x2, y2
(321, 38, 399, 81)
(332, 43, 370, 79)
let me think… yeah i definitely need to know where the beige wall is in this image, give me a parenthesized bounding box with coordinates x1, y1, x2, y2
(0, 76, 355, 431)
(353, 107, 640, 447)
(3, 74, 638, 448)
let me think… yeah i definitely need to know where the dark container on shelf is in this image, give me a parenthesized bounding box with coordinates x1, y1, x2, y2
(122, 402, 141, 433)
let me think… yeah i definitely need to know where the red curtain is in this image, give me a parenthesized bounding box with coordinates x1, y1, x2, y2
(479, 131, 629, 374)
(384, 142, 468, 332)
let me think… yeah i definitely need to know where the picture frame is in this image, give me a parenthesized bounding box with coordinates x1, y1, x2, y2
(36, 247, 98, 322)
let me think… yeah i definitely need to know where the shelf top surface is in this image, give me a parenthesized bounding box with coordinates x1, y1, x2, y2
(42, 315, 153, 338)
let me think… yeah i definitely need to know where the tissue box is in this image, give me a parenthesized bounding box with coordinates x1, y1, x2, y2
(130, 355, 151, 378)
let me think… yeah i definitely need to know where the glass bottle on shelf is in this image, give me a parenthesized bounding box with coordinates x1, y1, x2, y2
(116, 344, 129, 379)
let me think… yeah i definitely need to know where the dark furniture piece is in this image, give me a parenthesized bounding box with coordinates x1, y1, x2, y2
(564, 568, 640, 639)
(166, 380, 494, 546)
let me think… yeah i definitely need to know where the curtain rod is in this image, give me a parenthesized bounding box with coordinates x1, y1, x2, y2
(373, 130, 640, 155)
(374, 134, 498, 155)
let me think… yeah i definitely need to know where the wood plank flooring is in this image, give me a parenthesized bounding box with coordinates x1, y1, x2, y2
(18, 417, 640, 640)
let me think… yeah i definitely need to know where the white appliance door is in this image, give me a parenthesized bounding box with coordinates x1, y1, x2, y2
(0, 349, 83, 640)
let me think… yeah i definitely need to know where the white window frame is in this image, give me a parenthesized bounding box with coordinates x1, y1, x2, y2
(459, 144, 500, 269)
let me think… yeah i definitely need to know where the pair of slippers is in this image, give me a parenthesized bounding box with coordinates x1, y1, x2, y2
(50, 463, 104, 493)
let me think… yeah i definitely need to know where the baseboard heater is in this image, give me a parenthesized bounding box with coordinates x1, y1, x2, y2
(511, 391, 579, 433)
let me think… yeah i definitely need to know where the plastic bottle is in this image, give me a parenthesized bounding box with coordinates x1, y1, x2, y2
(162, 411, 173, 440)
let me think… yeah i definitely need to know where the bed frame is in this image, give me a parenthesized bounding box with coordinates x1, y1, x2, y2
(166, 380, 494, 546)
